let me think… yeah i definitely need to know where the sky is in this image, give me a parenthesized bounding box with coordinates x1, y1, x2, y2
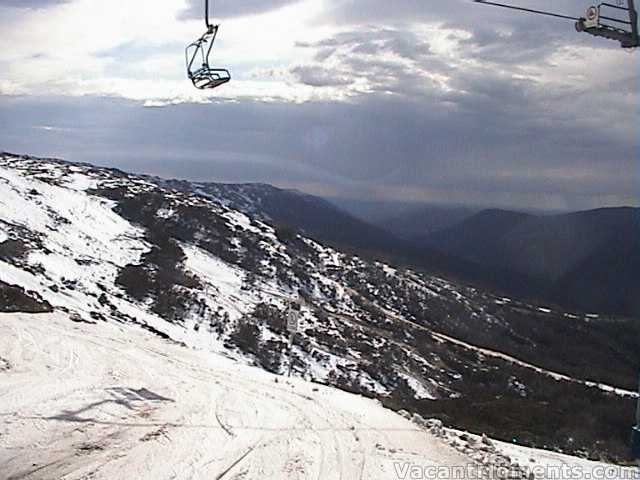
(0, 0, 637, 211)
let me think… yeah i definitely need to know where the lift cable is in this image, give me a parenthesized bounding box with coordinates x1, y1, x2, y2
(472, 1, 580, 21)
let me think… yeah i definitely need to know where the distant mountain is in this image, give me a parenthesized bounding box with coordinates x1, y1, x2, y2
(325, 197, 478, 239)
(420, 209, 535, 268)
(421, 207, 640, 316)
(375, 205, 479, 239)
(173, 182, 639, 317)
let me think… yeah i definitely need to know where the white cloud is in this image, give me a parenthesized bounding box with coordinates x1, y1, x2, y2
(0, 0, 340, 102)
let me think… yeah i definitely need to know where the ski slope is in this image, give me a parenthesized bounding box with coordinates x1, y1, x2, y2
(0, 312, 469, 480)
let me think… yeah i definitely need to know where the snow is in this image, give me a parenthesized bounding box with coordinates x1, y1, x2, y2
(437, 427, 637, 480)
(0, 166, 147, 269)
(182, 244, 250, 321)
(63, 172, 98, 191)
(183, 244, 245, 295)
(155, 207, 175, 219)
(0, 259, 45, 293)
(222, 209, 263, 235)
(0, 155, 636, 477)
(379, 262, 397, 276)
(0, 312, 471, 480)
(399, 373, 437, 400)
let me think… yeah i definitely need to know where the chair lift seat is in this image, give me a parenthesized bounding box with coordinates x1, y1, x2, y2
(189, 66, 230, 90)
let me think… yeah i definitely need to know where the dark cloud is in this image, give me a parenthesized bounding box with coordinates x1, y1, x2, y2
(178, 0, 301, 21)
(292, 28, 447, 95)
(320, 0, 623, 55)
(297, 29, 433, 62)
(0, 0, 70, 7)
(290, 65, 354, 87)
(0, 92, 635, 211)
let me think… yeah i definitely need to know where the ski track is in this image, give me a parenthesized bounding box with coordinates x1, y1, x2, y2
(430, 331, 639, 398)
(357, 293, 638, 399)
(0, 312, 470, 480)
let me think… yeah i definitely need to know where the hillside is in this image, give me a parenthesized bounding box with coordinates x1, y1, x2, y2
(373, 204, 479, 239)
(420, 209, 535, 266)
(169, 181, 404, 254)
(0, 152, 638, 462)
(421, 208, 640, 315)
(180, 184, 637, 318)
(176, 182, 540, 304)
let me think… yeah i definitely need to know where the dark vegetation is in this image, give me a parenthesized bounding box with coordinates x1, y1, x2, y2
(94, 188, 205, 323)
(383, 356, 637, 463)
(228, 303, 288, 374)
(116, 237, 201, 323)
(0, 280, 52, 313)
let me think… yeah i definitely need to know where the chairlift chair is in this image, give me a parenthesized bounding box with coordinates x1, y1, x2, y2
(473, 0, 639, 49)
(575, 1, 639, 48)
(186, 0, 230, 90)
(633, 373, 640, 458)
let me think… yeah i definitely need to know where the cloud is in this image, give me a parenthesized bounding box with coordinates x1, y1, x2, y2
(290, 65, 354, 87)
(0, 0, 70, 7)
(178, 0, 303, 21)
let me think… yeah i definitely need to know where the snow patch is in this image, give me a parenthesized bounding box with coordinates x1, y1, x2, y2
(63, 172, 97, 191)
(182, 244, 250, 321)
(400, 373, 437, 400)
(155, 207, 175, 219)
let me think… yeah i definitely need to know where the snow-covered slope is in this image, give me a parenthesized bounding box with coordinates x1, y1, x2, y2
(0, 312, 469, 480)
(0, 152, 637, 463)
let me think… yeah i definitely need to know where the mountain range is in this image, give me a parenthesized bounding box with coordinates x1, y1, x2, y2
(419, 207, 640, 316)
(187, 182, 639, 317)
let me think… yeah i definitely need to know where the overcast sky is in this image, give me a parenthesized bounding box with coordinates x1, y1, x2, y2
(0, 0, 637, 210)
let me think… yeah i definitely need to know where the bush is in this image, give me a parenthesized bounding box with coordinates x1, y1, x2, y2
(275, 224, 297, 244)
